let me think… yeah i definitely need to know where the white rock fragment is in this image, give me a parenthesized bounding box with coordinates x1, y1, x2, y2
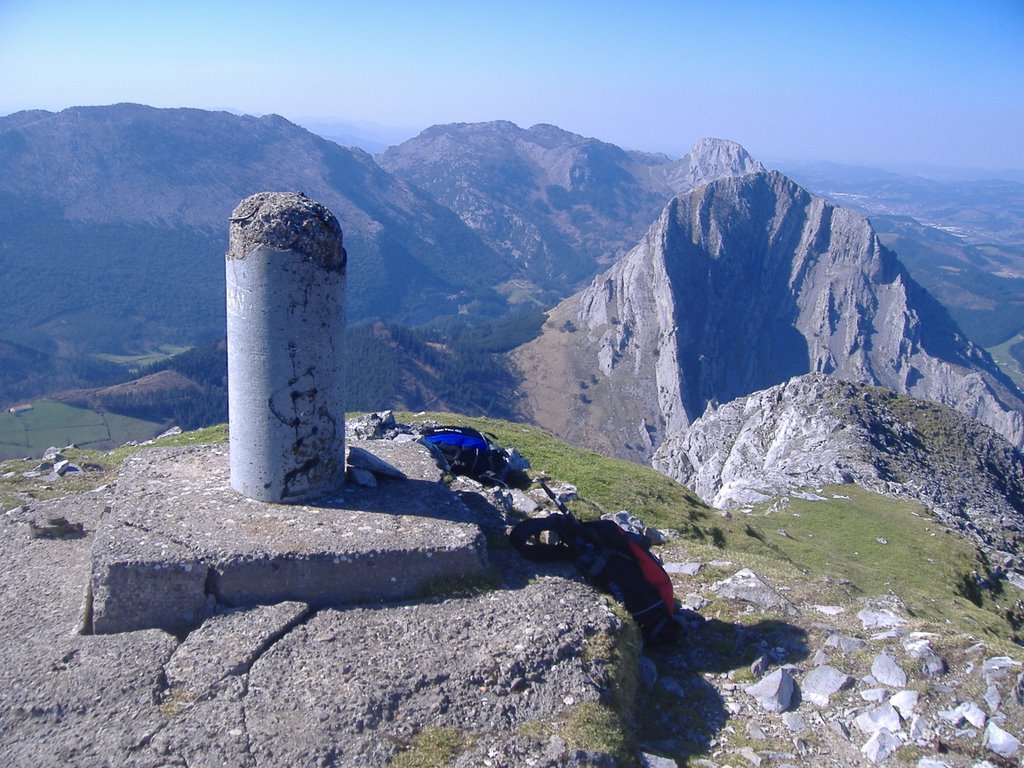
(871, 653, 908, 688)
(861, 727, 902, 764)
(858, 608, 907, 629)
(744, 667, 795, 713)
(889, 689, 919, 719)
(983, 720, 1021, 758)
(802, 665, 854, 706)
(855, 703, 902, 735)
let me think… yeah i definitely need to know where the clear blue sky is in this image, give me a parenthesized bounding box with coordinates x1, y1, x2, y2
(2, 0, 1021, 170)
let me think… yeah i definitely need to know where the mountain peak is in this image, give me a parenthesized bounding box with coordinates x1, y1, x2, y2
(685, 137, 764, 187)
(513, 167, 1024, 462)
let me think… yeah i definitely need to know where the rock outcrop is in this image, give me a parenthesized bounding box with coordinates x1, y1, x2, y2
(514, 166, 1024, 464)
(652, 374, 1024, 570)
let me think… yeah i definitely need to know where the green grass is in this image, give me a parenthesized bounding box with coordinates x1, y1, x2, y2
(710, 484, 1020, 638)
(94, 344, 192, 368)
(390, 727, 468, 768)
(987, 334, 1024, 389)
(397, 412, 711, 535)
(0, 401, 165, 460)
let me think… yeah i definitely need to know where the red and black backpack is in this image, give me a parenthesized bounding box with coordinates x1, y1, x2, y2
(510, 511, 679, 645)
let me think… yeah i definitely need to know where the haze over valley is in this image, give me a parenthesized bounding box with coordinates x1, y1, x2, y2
(1, 105, 1023, 462)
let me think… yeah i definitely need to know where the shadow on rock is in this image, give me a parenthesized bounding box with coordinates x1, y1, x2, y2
(638, 615, 809, 761)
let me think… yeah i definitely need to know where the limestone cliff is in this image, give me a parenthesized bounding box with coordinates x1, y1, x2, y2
(513, 167, 1024, 464)
(652, 374, 1024, 566)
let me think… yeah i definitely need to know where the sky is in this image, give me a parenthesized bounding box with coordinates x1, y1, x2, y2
(1, 0, 1022, 171)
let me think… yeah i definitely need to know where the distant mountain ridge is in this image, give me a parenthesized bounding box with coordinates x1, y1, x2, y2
(0, 104, 509, 357)
(513, 160, 1024, 462)
(0, 107, 758, 366)
(379, 123, 761, 301)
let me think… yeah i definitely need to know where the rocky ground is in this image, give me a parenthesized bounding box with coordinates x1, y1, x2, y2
(1, 422, 1022, 767)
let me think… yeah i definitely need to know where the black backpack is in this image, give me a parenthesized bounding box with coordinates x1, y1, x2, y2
(421, 426, 511, 483)
(510, 508, 679, 645)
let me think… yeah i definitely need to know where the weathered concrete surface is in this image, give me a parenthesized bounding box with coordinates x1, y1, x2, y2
(1, 490, 179, 766)
(145, 580, 622, 768)
(87, 440, 487, 635)
(0, 477, 625, 768)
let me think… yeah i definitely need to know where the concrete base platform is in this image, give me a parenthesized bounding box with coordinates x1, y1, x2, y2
(86, 440, 487, 635)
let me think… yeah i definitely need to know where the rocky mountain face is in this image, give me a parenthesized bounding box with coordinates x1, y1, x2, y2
(378, 123, 761, 302)
(0, 104, 508, 356)
(513, 168, 1024, 465)
(653, 374, 1024, 569)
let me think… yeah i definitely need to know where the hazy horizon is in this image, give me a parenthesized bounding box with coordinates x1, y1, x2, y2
(2, 1, 1022, 173)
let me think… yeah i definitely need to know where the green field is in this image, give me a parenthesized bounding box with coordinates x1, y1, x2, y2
(988, 334, 1024, 389)
(0, 401, 165, 459)
(94, 344, 192, 370)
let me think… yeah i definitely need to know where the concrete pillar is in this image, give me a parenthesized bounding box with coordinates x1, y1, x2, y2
(225, 192, 347, 502)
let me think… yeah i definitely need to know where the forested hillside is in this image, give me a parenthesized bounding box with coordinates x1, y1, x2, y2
(15, 312, 545, 435)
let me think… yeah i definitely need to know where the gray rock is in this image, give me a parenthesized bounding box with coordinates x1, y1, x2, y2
(509, 488, 539, 516)
(985, 684, 1002, 712)
(861, 688, 889, 702)
(681, 592, 709, 611)
(346, 445, 407, 480)
(347, 465, 378, 487)
(744, 668, 795, 713)
(826, 633, 869, 654)
(855, 703, 902, 735)
(781, 712, 806, 733)
(638, 656, 658, 691)
(939, 701, 987, 727)
(890, 690, 920, 719)
(861, 728, 903, 764)
(344, 410, 398, 440)
(871, 653, 909, 688)
(830, 719, 852, 740)
(712, 568, 798, 615)
(664, 562, 701, 576)
(983, 720, 1021, 758)
(920, 651, 949, 678)
(164, 601, 310, 693)
(858, 608, 908, 630)
(750, 654, 770, 679)
(909, 714, 931, 743)
(639, 753, 678, 768)
(983, 656, 1021, 687)
(802, 665, 854, 706)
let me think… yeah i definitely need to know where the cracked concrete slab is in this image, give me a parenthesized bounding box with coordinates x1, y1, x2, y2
(1, 438, 628, 767)
(164, 601, 311, 694)
(87, 441, 488, 634)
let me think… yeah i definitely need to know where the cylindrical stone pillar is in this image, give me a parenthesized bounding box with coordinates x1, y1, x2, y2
(225, 192, 347, 502)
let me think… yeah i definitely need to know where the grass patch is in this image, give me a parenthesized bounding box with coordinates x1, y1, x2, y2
(733, 485, 1013, 637)
(562, 702, 637, 767)
(0, 400, 165, 460)
(988, 334, 1024, 390)
(396, 412, 710, 535)
(94, 344, 192, 369)
(390, 727, 468, 768)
